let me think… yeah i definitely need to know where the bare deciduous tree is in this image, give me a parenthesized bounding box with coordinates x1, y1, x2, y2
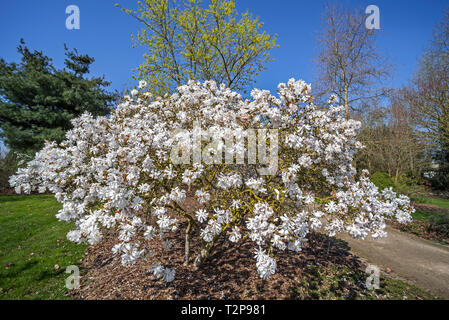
(412, 8, 449, 160)
(315, 3, 391, 119)
(355, 89, 428, 193)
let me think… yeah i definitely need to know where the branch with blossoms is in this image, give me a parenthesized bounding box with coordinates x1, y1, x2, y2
(9, 78, 414, 283)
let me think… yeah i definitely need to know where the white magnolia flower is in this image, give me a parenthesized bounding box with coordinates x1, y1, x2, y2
(195, 209, 209, 223)
(150, 263, 165, 278)
(229, 227, 241, 243)
(138, 80, 147, 89)
(195, 189, 210, 204)
(254, 248, 277, 280)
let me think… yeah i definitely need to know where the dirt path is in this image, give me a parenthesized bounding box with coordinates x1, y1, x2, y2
(337, 226, 449, 299)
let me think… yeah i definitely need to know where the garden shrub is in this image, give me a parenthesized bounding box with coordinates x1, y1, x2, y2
(370, 172, 394, 191)
(9, 79, 414, 282)
(425, 169, 449, 191)
(394, 174, 427, 198)
(428, 211, 449, 238)
(370, 172, 426, 198)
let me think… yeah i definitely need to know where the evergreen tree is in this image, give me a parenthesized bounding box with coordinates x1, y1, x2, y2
(0, 39, 117, 155)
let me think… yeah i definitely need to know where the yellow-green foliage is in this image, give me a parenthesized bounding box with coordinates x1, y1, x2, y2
(117, 0, 278, 95)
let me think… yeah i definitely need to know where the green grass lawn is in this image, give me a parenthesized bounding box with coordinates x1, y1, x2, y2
(0, 194, 86, 299)
(411, 197, 449, 210)
(412, 210, 438, 221)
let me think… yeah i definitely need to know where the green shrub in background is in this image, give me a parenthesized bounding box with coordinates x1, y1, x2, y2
(393, 174, 427, 198)
(370, 172, 427, 197)
(0, 152, 19, 189)
(425, 167, 449, 191)
(428, 212, 449, 238)
(370, 172, 395, 191)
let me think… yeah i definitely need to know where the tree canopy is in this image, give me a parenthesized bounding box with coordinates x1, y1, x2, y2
(118, 0, 278, 95)
(315, 4, 391, 119)
(0, 40, 117, 155)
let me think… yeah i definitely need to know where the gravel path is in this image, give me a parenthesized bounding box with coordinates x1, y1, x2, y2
(338, 226, 449, 298)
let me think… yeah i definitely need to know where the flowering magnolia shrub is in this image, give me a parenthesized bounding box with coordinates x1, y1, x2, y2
(10, 78, 414, 282)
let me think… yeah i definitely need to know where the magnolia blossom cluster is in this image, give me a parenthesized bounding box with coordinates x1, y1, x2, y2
(9, 78, 413, 282)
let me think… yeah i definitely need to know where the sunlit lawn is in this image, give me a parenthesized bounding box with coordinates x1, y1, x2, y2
(0, 195, 86, 299)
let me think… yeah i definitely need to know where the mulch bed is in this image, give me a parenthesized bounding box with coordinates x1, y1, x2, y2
(64, 188, 368, 299)
(69, 189, 367, 300)
(70, 227, 365, 300)
(0, 187, 52, 196)
(0, 187, 17, 196)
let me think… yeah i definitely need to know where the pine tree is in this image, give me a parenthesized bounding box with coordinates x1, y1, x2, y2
(0, 39, 117, 155)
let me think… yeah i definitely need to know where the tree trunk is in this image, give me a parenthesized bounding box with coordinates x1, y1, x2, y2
(194, 240, 216, 269)
(394, 168, 399, 184)
(344, 86, 350, 120)
(184, 221, 192, 265)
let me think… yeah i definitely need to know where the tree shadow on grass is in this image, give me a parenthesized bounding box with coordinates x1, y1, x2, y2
(1, 260, 39, 278)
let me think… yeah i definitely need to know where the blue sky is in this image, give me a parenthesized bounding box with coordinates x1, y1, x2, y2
(0, 0, 448, 95)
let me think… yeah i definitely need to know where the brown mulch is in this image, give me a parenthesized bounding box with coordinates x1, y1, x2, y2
(0, 187, 16, 196)
(70, 189, 366, 300)
(0, 187, 52, 196)
(70, 227, 365, 300)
